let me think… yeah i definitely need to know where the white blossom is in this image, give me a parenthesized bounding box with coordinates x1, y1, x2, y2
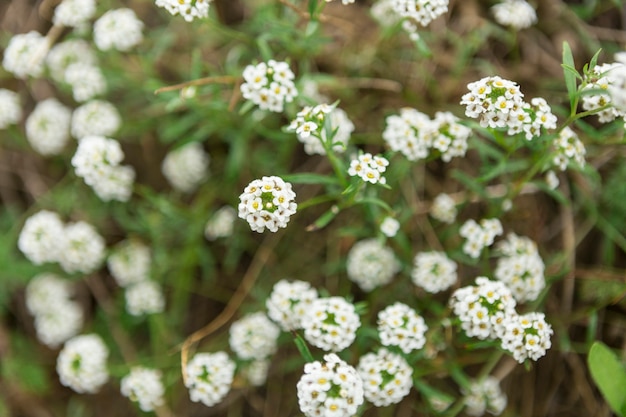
(2, 31, 48, 79)
(53, 0, 96, 28)
(25, 98, 72, 155)
(64, 63, 107, 102)
(357, 349, 413, 407)
(266, 279, 319, 331)
(162, 142, 210, 193)
(411, 251, 457, 293)
(492, 0, 537, 29)
(464, 376, 507, 416)
(125, 281, 165, 316)
(204, 206, 237, 240)
(377, 302, 428, 354)
(71, 100, 121, 139)
(430, 193, 457, 224)
(185, 352, 235, 407)
(57, 334, 109, 393)
(500, 312, 553, 363)
(0, 89, 22, 129)
(58, 221, 106, 274)
(46, 40, 97, 83)
(494, 233, 545, 302)
(229, 312, 280, 360)
(155, 0, 212, 22)
(107, 240, 151, 287)
(18, 210, 66, 265)
(348, 153, 390, 185)
(302, 297, 361, 352)
(346, 238, 400, 291)
(241, 60, 298, 113)
(121, 367, 165, 412)
(94, 9, 144, 51)
(238, 176, 297, 233)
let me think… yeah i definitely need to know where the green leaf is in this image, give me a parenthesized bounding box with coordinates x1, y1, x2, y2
(562, 42, 579, 113)
(588, 341, 626, 416)
(281, 173, 340, 186)
(293, 332, 315, 363)
(306, 206, 340, 231)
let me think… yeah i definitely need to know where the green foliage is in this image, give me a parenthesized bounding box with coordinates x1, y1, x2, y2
(588, 341, 626, 416)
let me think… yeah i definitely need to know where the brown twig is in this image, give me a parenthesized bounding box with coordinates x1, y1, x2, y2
(329, 77, 403, 93)
(559, 179, 576, 316)
(154, 75, 238, 95)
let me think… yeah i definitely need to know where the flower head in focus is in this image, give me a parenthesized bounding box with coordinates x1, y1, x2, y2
(238, 176, 297, 233)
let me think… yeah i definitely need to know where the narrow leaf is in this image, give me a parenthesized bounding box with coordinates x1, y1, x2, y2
(562, 42, 579, 112)
(293, 332, 315, 363)
(281, 173, 340, 186)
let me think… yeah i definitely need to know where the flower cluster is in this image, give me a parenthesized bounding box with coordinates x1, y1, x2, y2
(390, 0, 449, 27)
(53, 0, 96, 28)
(297, 354, 364, 417)
(287, 104, 355, 155)
(155, 0, 211, 22)
(380, 216, 400, 237)
(238, 176, 297, 233)
(463, 377, 508, 416)
(430, 193, 457, 223)
(0, 89, 22, 129)
(241, 60, 298, 113)
(459, 218, 503, 259)
(242, 359, 270, 387)
(46, 40, 97, 83)
(357, 349, 413, 407)
(552, 126, 586, 171)
(302, 296, 361, 352)
(185, 352, 235, 407)
(491, 0, 537, 30)
(377, 302, 428, 354)
(266, 279, 319, 331)
(346, 238, 400, 291)
(94, 9, 144, 52)
(25, 98, 72, 156)
(229, 312, 280, 360)
(25, 273, 83, 347)
(162, 142, 210, 193)
(450, 277, 517, 340)
(59, 221, 107, 274)
(501, 312, 553, 362)
(57, 334, 109, 394)
(2, 31, 48, 79)
(125, 281, 165, 316)
(582, 62, 626, 123)
(348, 153, 389, 184)
(412, 251, 457, 293)
(461, 76, 557, 140)
(65, 62, 107, 102)
(494, 233, 546, 302)
(383, 108, 470, 162)
(71, 100, 122, 139)
(120, 367, 165, 412)
(608, 52, 626, 111)
(204, 206, 237, 240)
(72, 136, 135, 202)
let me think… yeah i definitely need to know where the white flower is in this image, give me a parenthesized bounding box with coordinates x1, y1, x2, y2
(377, 302, 428, 354)
(494, 234, 545, 303)
(346, 238, 400, 292)
(412, 251, 457, 293)
(64, 63, 107, 102)
(107, 240, 151, 287)
(545, 170, 559, 190)
(155, 0, 212, 22)
(57, 334, 109, 394)
(185, 351, 235, 407)
(582, 62, 626, 123)
(357, 349, 413, 407)
(450, 277, 517, 340)
(121, 367, 165, 412)
(229, 312, 280, 360)
(242, 359, 270, 387)
(380, 217, 400, 237)
(72, 100, 122, 139)
(204, 206, 237, 240)
(288, 104, 354, 155)
(18, 210, 65, 265)
(348, 153, 389, 185)
(266, 279, 319, 331)
(94, 9, 144, 51)
(608, 53, 626, 112)
(492, 0, 537, 29)
(430, 193, 457, 224)
(391, 0, 449, 27)
(125, 281, 165, 316)
(238, 176, 297, 233)
(500, 312, 553, 363)
(25, 98, 72, 156)
(58, 221, 106, 274)
(302, 297, 361, 352)
(46, 40, 97, 83)
(2, 31, 48, 79)
(371, 0, 402, 28)
(552, 126, 586, 171)
(459, 218, 503, 259)
(53, 0, 96, 28)
(297, 354, 364, 417)
(463, 376, 507, 416)
(432, 111, 471, 162)
(241, 60, 298, 113)
(162, 142, 210, 193)
(0, 89, 22, 129)
(383, 108, 434, 161)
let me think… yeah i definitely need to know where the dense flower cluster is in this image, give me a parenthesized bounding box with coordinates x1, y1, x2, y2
(357, 349, 413, 406)
(491, 0, 537, 29)
(390, 0, 449, 27)
(412, 251, 457, 293)
(494, 233, 545, 302)
(581, 62, 626, 123)
(297, 353, 364, 417)
(18, 210, 66, 265)
(377, 302, 428, 354)
(204, 206, 237, 240)
(71, 100, 122, 139)
(302, 297, 361, 352)
(155, 0, 211, 21)
(72, 136, 135, 202)
(46, 40, 97, 83)
(552, 126, 586, 171)
(120, 367, 165, 412)
(383, 108, 470, 162)
(57, 334, 109, 393)
(461, 76, 557, 140)
(463, 377, 507, 416)
(266, 279, 319, 331)
(450, 277, 517, 340)
(94, 9, 144, 52)
(0, 89, 22, 129)
(238, 176, 297, 233)
(26, 273, 83, 347)
(287, 104, 354, 155)
(185, 352, 235, 407)
(2, 31, 48, 79)
(53, 0, 96, 28)
(430, 193, 457, 224)
(107, 240, 151, 287)
(241, 60, 298, 112)
(162, 142, 210, 193)
(380, 216, 400, 237)
(348, 153, 389, 184)
(125, 281, 165, 316)
(346, 238, 400, 291)
(65, 63, 107, 102)
(59, 221, 107, 274)
(229, 312, 280, 360)
(501, 312, 553, 362)
(242, 359, 270, 386)
(608, 52, 626, 111)
(459, 218, 503, 259)
(25, 98, 72, 155)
